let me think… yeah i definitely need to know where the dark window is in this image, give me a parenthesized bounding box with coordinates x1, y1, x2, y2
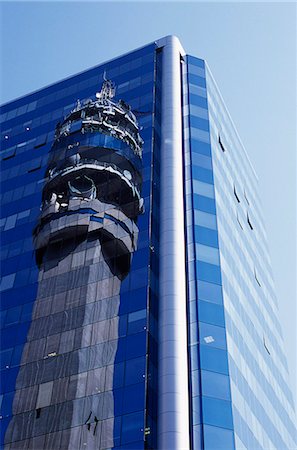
(247, 213, 253, 230)
(27, 158, 41, 173)
(34, 134, 47, 148)
(263, 336, 270, 355)
(2, 146, 16, 161)
(237, 212, 243, 230)
(218, 135, 226, 152)
(254, 267, 261, 287)
(233, 185, 240, 203)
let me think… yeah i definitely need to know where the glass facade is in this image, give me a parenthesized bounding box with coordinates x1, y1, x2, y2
(1, 36, 296, 450)
(205, 63, 297, 450)
(1, 43, 158, 450)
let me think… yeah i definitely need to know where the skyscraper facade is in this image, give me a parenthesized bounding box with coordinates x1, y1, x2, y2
(0, 36, 296, 450)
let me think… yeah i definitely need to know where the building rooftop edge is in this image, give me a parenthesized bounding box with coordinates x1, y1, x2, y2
(1, 35, 189, 108)
(204, 60, 259, 181)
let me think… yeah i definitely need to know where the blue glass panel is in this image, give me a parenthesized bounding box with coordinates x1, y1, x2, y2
(195, 226, 219, 248)
(121, 411, 144, 445)
(194, 210, 217, 230)
(200, 347, 229, 375)
(5, 306, 21, 325)
(191, 128, 210, 144)
(199, 322, 226, 350)
(0, 310, 6, 327)
(191, 140, 211, 156)
(122, 382, 145, 414)
(113, 362, 125, 389)
(192, 181, 215, 199)
(196, 261, 222, 285)
(125, 331, 146, 360)
(127, 309, 146, 335)
(190, 345, 199, 371)
(197, 280, 223, 304)
(0, 367, 19, 393)
(191, 369, 201, 397)
(196, 244, 220, 266)
(0, 391, 14, 418)
(193, 195, 216, 214)
(0, 348, 13, 370)
(203, 424, 235, 450)
(202, 397, 233, 429)
(120, 287, 147, 314)
(10, 344, 23, 367)
(193, 424, 202, 449)
(192, 153, 212, 170)
(187, 55, 205, 68)
(189, 94, 208, 109)
(115, 441, 144, 450)
(119, 314, 127, 337)
(190, 116, 209, 132)
(188, 73, 207, 88)
(201, 370, 231, 401)
(188, 65, 205, 78)
(198, 301, 225, 327)
(192, 395, 202, 425)
(189, 300, 197, 323)
(192, 166, 213, 184)
(125, 357, 146, 386)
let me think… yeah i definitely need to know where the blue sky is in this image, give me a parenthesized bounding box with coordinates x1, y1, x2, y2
(1, 1, 296, 398)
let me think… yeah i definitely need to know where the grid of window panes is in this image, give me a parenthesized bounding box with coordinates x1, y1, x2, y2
(0, 43, 157, 450)
(205, 65, 297, 449)
(184, 56, 235, 450)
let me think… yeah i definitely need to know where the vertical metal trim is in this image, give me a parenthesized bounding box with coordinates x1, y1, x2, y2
(157, 35, 190, 450)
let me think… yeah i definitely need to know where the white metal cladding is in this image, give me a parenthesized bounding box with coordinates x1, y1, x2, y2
(156, 35, 190, 450)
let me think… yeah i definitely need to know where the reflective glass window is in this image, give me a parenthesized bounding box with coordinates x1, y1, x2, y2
(193, 424, 202, 449)
(190, 116, 209, 132)
(125, 332, 146, 360)
(193, 180, 215, 199)
(193, 195, 216, 214)
(0, 274, 15, 292)
(192, 395, 201, 425)
(191, 370, 201, 397)
(198, 301, 225, 327)
(196, 261, 221, 285)
(189, 105, 208, 120)
(127, 309, 146, 334)
(194, 210, 217, 230)
(4, 215, 17, 231)
(191, 128, 210, 143)
(194, 226, 219, 248)
(188, 65, 205, 77)
(199, 322, 226, 350)
(125, 357, 146, 386)
(5, 306, 22, 326)
(201, 370, 231, 400)
(122, 383, 145, 414)
(196, 244, 220, 266)
(203, 424, 235, 450)
(0, 348, 13, 370)
(192, 166, 213, 184)
(121, 411, 144, 445)
(188, 73, 207, 88)
(191, 140, 211, 156)
(197, 280, 223, 304)
(202, 397, 233, 429)
(200, 346, 229, 375)
(192, 153, 212, 170)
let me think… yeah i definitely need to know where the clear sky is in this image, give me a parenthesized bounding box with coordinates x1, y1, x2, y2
(1, 1, 296, 400)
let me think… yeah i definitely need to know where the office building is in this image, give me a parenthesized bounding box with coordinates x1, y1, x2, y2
(1, 36, 296, 449)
